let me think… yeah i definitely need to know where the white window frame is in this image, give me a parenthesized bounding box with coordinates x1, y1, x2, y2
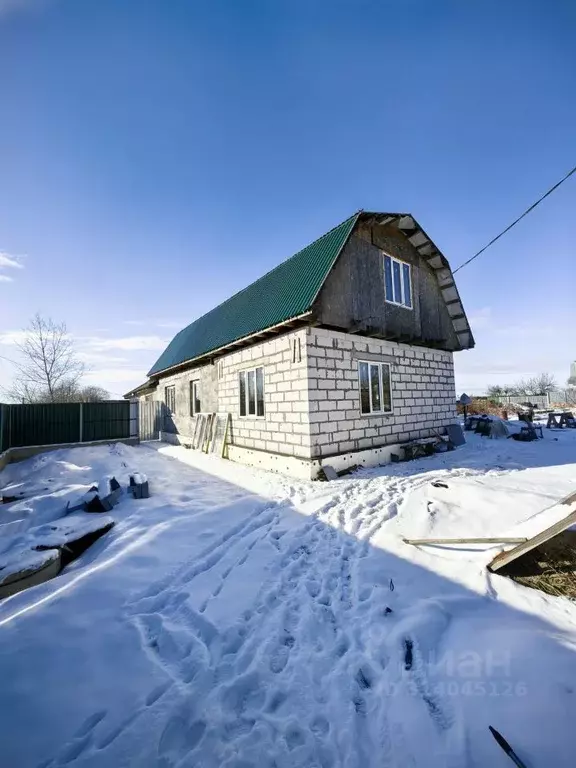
(190, 379, 201, 416)
(384, 253, 412, 310)
(357, 361, 393, 416)
(238, 366, 265, 419)
(164, 384, 176, 413)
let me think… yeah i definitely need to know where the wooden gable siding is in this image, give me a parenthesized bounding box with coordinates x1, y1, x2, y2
(314, 222, 459, 350)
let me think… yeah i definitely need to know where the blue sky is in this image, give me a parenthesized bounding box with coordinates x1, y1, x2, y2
(0, 0, 575, 397)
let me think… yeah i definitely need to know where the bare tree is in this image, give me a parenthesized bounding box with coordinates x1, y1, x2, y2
(487, 385, 505, 399)
(32, 383, 110, 403)
(75, 385, 109, 402)
(527, 372, 557, 395)
(512, 373, 557, 396)
(6, 314, 85, 403)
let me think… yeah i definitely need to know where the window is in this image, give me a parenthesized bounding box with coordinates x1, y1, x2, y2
(384, 254, 412, 308)
(165, 385, 176, 413)
(358, 361, 392, 415)
(239, 367, 265, 417)
(190, 380, 201, 416)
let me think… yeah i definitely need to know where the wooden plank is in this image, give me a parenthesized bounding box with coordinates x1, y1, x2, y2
(208, 414, 220, 453)
(210, 413, 230, 457)
(404, 537, 528, 546)
(202, 413, 215, 453)
(488, 490, 576, 572)
(221, 413, 230, 458)
(194, 415, 206, 450)
(191, 416, 202, 449)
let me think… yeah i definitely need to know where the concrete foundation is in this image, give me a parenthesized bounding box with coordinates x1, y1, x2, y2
(228, 441, 404, 480)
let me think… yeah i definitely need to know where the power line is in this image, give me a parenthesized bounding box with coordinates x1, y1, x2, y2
(453, 163, 576, 274)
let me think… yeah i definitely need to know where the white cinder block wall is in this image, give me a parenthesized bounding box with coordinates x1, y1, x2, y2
(218, 329, 311, 458)
(154, 326, 456, 477)
(306, 327, 456, 460)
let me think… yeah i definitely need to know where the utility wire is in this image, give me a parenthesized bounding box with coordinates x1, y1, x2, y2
(453, 163, 576, 274)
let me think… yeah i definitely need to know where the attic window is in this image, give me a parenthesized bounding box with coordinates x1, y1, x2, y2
(384, 255, 412, 309)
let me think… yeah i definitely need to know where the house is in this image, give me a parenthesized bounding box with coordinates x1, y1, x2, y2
(125, 211, 474, 479)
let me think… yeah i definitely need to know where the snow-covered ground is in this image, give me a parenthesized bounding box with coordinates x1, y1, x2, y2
(1, 429, 576, 767)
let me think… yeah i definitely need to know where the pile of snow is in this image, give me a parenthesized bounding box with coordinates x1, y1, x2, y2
(0, 545, 59, 582)
(0, 433, 575, 767)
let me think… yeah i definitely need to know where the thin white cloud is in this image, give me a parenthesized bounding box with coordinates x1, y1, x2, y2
(84, 367, 148, 384)
(78, 351, 130, 365)
(455, 305, 573, 394)
(0, 330, 28, 345)
(84, 335, 168, 352)
(0, 251, 24, 284)
(467, 306, 492, 330)
(156, 321, 186, 329)
(0, 253, 23, 270)
(123, 319, 185, 330)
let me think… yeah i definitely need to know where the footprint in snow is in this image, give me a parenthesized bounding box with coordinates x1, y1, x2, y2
(75, 710, 107, 738)
(220, 671, 266, 716)
(38, 710, 107, 767)
(266, 689, 288, 713)
(145, 680, 172, 707)
(284, 722, 307, 751)
(310, 715, 330, 737)
(157, 712, 206, 762)
(269, 633, 295, 674)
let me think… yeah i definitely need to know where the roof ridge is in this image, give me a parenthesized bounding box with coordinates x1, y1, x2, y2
(174, 211, 360, 335)
(147, 211, 360, 376)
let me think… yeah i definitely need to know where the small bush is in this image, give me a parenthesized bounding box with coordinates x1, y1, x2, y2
(457, 398, 515, 417)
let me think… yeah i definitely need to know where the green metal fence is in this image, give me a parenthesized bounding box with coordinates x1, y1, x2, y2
(0, 401, 132, 452)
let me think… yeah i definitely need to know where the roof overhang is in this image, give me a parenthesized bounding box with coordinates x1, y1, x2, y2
(360, 212, 475, 350)
(123, 380, 158, 400)
(147, 311, 313, 380)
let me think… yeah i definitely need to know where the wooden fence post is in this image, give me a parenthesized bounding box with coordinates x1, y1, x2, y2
(79, 403, 83, 443)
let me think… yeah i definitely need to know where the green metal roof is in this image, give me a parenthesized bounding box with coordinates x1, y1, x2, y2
(148, 212, 360, 376)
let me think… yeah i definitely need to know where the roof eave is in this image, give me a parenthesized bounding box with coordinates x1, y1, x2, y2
(148, 310, 314, 379)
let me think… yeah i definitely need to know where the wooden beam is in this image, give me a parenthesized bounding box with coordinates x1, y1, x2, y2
(419, 339, 448, 349)
(488, 490, 576, 572)
(396, 215, 415, 229)
(404, 537, 528, 546)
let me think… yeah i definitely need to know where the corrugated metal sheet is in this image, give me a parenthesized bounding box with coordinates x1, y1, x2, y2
(8, 403, 80, 447)
(82, 401, 130, 441)
(148, 213, 360, 376)
(0, 401, 131, 449)
(0, 404, 8, 453)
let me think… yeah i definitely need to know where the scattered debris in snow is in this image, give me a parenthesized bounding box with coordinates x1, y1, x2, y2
(0, 432, 575, 766)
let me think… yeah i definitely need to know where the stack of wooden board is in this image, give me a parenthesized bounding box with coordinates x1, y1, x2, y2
(191, 413, 230, 456)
